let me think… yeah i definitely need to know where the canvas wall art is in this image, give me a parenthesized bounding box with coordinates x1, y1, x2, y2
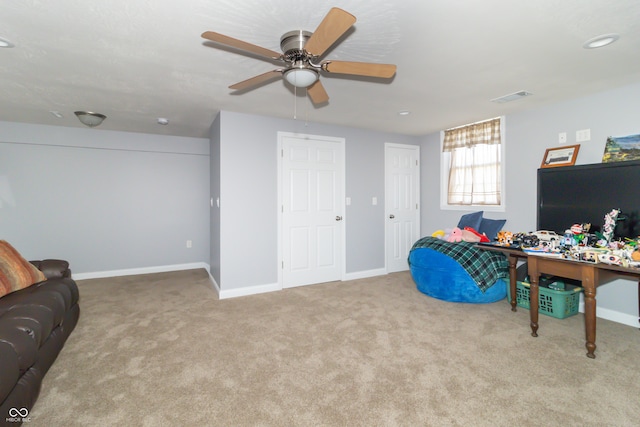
(602, 133, 640, 162)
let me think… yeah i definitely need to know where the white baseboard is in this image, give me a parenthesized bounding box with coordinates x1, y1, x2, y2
(208, 272, 221, 295)
(578, 301, 639, 328)
(219, 268, 389, 299)
(218, 282, 281, 299)
(344, 268, 387, 281)
(72, 262, 210, 281)
(73, 266, 391, 300)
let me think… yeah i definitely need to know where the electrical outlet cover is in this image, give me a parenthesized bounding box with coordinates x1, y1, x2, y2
(559, 132, 567, 144)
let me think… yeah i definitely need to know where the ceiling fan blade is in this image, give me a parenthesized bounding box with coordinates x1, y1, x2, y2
(323, 61, 397, 78)
(201, 31, 282, 60)
(307, 80, 329, 105)
(304, 8, 356, 57)
(229, 70, 283, 91)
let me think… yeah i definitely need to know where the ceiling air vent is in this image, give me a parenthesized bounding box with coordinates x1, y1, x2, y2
(491, 90, 532, 103)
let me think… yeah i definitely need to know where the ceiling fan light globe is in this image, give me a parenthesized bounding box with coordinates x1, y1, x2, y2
(284, 68, 318, 88)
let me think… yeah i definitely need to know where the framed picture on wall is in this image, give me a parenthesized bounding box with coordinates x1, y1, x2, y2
(602, 134, 640, 163)
(540, 144, 580, 168)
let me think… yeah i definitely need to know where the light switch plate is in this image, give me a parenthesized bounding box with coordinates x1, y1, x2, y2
(576, 129, 591, 142)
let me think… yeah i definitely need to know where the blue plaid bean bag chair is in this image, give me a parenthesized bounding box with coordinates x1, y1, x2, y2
(409, 237, 508, 303)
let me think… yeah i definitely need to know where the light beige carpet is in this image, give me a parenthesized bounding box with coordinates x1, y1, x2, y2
(29, 269, 640, 426)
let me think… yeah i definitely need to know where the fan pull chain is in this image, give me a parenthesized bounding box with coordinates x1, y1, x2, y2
(293, 85, 298, 120)
(291, 86, 308, 126)
(304, 89, 309, 126)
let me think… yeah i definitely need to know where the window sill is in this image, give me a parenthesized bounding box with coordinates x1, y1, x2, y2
(440, 203, 506, 213)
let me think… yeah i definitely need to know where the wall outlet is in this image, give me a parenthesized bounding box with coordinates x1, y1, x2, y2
(558, 132, 567, 144)
(186, 240, 192, 248)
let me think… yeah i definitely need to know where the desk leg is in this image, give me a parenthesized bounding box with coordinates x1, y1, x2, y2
(583, 269, 597, 359)
(508, 255, 518, 312)
(529, 272, 539, 337)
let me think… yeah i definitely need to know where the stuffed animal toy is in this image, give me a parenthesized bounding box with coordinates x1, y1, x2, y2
(432, 228, 455, 240)
(447, 227, 463, 243)
(464, 227, 490, 243)
(461, 229, 481, 243)
(431, 230, 446, 239)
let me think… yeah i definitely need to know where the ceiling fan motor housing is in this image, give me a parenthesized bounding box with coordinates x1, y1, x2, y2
(280, 30, 313, 60)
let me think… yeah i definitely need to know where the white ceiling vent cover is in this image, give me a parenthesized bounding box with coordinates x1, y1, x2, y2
(491, 90, 533, 103)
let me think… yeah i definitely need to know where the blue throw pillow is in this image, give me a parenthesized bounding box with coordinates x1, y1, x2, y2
(479, 218, 506, 241)
(457, 211, 483, 231)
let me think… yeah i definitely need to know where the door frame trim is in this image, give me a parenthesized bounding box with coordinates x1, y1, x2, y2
(277, 131, 346, 288)
(384, 142, 421, 273)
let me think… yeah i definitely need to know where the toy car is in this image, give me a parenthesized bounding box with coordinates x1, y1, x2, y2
(533, 230, 560, 242)
(520, 234, 539, 247)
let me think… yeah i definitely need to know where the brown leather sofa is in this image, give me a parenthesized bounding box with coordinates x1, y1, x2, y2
(0, 260, 79, 424)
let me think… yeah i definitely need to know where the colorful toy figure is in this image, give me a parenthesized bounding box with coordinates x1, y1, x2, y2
(598, 209, 621, 246)
(497, 230, 514, 246)
(570, 224, 583, 234)
(562, 230, 577, 247)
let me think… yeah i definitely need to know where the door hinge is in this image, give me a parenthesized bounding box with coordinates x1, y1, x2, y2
(281, 261, 284, 269)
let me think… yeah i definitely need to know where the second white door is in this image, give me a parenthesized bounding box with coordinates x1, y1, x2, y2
(385, 143, 420, 273)
(279, 132, 345, 288)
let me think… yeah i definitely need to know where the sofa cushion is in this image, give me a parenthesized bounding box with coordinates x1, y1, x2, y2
(0, 241, 46, 298)
(0, 324, 38, 372)
(0, 340, 20, 403)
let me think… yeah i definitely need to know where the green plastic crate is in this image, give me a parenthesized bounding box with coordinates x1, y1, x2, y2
(507, 280, 582, 319)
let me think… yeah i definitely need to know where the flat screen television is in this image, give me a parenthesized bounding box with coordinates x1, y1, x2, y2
(537, 159, 640, 239)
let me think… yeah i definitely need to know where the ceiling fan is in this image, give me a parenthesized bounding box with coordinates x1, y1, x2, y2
(201, 7, 397, 105)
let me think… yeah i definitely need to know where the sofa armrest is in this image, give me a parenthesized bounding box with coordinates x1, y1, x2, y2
(29, 259, 71, 279)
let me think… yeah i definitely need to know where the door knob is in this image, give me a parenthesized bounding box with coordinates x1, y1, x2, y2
(335, 216, 343, 221)
(389, 214, 395, 219)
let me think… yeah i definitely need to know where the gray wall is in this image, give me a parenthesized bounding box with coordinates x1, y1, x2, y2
(420, 82, 640, 323)
(209, 115, 221, 286)
(2, 82, 637, 322)
(0, 121, 210, 274)
(215, 111, 420, 291)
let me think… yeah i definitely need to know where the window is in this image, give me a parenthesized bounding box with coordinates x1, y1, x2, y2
(440, 117, 504, 210)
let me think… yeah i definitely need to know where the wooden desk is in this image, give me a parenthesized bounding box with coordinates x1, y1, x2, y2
(479, 244, 640, 358)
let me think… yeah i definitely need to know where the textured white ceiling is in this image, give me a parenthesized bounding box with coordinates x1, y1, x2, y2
(1, 0, 639, 138)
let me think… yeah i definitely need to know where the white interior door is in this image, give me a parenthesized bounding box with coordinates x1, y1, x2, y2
(385, 143, 420, 273)
(279, 132, 345, 288)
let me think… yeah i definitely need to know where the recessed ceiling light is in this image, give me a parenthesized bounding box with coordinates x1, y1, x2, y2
(583, 33, 619, 49)
(398, 110, 411, 116)
(49, 111, 64, 118)
(0, 37, 15, 48)
(157, 118, 169, 125)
